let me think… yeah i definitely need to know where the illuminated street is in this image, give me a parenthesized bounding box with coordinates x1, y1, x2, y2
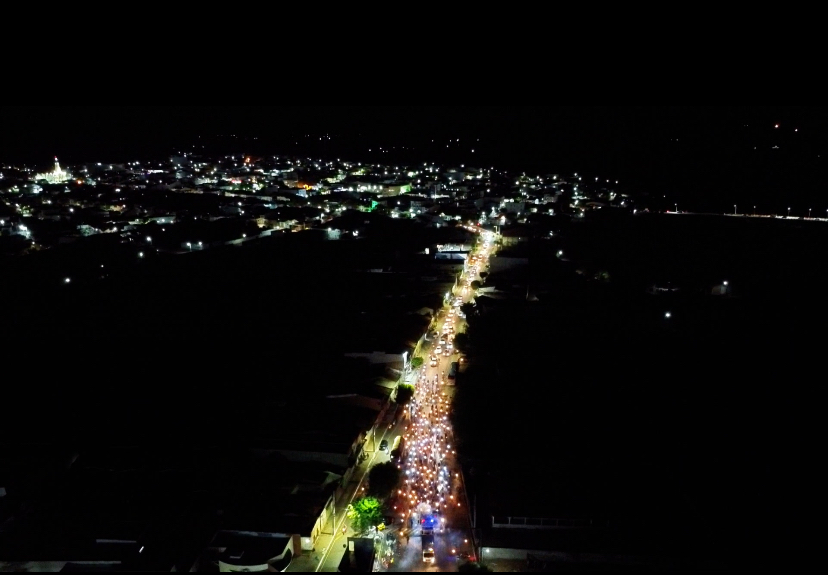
(380, 229, 494, 572)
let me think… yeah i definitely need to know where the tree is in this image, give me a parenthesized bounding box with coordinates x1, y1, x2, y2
(395, 383, 414, 405)
(471, 280, 482, 290)
(453, 332, 471, 354)
(411, 356, 424, 369)
(367, 461, 401, 500)
(460, 302, 475, 319)
(347, 496, 384, 534)
(479, 271, 488, 280)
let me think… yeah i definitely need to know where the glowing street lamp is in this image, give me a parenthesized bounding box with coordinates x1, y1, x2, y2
(186, 242, 192, 251)
(665, 311, 671, 318)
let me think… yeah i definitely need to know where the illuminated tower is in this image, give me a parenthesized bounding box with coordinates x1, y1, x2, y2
(34, 156, 72, 183)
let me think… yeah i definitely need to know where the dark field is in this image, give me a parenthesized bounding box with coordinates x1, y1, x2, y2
(452, 214, 825, 570)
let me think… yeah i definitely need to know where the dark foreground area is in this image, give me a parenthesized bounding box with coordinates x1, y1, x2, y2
(451, 215, 825, 571)
(1, 214, 824, 571)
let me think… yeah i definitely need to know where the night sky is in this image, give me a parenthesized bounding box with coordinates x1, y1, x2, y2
(3, 106, 828, 212)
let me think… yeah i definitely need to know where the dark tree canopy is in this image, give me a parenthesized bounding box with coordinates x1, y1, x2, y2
(367, 461, 401, 500)
(395, 383, 414, 405)
(453, 332, 470, 354)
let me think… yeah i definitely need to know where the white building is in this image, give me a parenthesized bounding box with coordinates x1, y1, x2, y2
(34, 157, 73, 184)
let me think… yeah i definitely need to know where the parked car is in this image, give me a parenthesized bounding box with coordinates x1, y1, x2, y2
(379, 439, 389, 452)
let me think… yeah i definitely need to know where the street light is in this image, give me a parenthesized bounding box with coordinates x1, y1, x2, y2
(809, 208, 812, 219)
(665, 311, 671, 318)
(788, 207, 791, 218)
(186, 242, 192, 251)
(734, 205, 737, 215)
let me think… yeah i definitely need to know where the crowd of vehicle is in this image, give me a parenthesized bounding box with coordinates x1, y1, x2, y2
(386, 232, 493, 568)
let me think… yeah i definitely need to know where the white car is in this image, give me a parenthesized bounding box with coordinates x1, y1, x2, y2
(423, 549, 435, 563)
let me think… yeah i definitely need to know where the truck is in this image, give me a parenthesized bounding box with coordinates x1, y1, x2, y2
(421, 514, 438, 533)
(422, 533, 435, 563)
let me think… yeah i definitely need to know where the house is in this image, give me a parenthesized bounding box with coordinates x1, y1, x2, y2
(499, 226, 529, 246)
(212, 454, 348, 555)
(338, 537, 376, 572)
(195, 530, 297, 572)
(246, 402, 373, 472)
(488, 256, 529, 276)
(343, 352, 406, 374)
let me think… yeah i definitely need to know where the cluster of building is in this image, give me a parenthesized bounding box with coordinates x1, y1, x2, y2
(0, 154, 632, 256)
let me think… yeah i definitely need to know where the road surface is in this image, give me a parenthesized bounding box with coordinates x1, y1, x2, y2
(379, 230, 494, 572)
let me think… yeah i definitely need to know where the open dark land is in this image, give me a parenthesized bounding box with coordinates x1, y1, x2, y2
(1, 207, 823, 571)
(452, 213, 825, 571)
